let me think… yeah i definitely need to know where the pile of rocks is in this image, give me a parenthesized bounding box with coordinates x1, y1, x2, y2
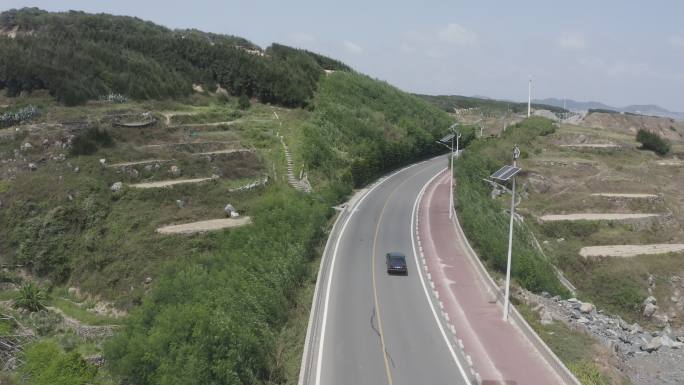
(527, 292, 684, 355)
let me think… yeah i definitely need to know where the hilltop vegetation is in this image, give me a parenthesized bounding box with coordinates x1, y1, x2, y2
(0, 8, 349, 106)
(416, 94, 567, 115)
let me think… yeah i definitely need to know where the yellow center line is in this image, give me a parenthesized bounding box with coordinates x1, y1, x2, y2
(371, 166, 431, 385)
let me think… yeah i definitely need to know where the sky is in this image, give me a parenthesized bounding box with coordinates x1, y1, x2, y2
(5, 0, 684, 111)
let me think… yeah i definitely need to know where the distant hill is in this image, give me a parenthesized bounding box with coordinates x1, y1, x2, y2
(415, 94, 567, 115)
(534, 98, 684, 121)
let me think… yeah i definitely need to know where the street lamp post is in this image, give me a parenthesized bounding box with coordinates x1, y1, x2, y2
(449, 124, 460, 219)
(436, 124, 460, 220)
(502, 145, 521, 321)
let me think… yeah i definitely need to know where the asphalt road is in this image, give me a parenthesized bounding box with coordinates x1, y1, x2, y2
(303, 156, 470, 385)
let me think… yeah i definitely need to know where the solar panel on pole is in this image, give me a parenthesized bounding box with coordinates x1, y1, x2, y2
(490, 165, 521, 181)
(439, 133, 455, 144)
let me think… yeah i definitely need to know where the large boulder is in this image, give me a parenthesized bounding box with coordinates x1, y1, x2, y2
(641, 336, 663, 352)
(580, 302, 595, 314)
(540, 310, 554, 325)
(643, 303, 658, 318)
(653, 314, 669, 328)
(110, 182, 123, 192)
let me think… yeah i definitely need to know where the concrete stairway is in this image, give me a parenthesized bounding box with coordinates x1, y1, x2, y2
(280, 136, 311, 193)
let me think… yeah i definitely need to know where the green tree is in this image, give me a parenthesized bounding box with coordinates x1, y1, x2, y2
(636, 129, 670, 155)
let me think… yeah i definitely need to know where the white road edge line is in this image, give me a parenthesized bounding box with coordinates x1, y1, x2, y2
(410, 167, 471, 383)
(312, 161, 426, 385)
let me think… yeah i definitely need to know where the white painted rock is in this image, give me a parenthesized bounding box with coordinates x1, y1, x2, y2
(110, 182, 123, 192)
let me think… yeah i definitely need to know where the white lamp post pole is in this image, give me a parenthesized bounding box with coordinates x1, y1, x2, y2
(503, 145, 521, 321)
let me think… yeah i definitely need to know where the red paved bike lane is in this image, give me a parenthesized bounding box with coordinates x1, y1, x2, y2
(418, 170, 566, 385)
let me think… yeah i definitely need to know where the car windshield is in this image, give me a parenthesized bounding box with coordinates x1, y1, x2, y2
(390, 256, 405, 264)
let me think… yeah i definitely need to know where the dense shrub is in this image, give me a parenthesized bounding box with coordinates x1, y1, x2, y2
(237, 94, 251, 110)
(636, 129, 670, 155)
(455, 117, 566, 294)
(22, 341, 96, 385)
(0, 105, 38, 127)
(69, 127, 114, 156)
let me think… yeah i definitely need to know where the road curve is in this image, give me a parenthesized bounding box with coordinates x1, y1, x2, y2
(300, 156, 471, 385)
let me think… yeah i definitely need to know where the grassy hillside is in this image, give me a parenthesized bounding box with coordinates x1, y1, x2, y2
(0, 9, 454, 384)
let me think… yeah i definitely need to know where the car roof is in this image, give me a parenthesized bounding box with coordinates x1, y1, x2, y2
(387, 252, 406, 258)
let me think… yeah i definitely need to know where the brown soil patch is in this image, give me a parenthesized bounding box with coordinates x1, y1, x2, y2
(156, 217, 252, 234)
(579, 244, 684, 258)
(129, 177, 215, 189)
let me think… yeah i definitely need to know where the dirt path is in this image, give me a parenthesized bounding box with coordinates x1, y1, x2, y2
(173, 121, 240, 128)
(657, 160, 684, 166)
(579, 244, 684, 258)
(591, 193, 659, 199)
(560, 143, 620, 148)
(140, 140, 240, 148)
(539, 213, 660, 222)
(156, 217, 252, 234)
(106, 159, 172, 168)
(129, 177, 215, 189)
(191, 149, 253, 156)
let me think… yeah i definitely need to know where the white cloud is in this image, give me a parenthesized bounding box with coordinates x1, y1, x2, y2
(425, 48, 446, 59)
(287, 33, 316, 46)
(342, 40, 363, 54)
(437, 23, 477, 46)
(669, 35, 684, 48)
(577, 57, 650, 78)
(557, 33, 586, 50)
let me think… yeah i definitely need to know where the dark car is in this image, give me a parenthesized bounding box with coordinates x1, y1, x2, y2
(386, 252, 408, 275)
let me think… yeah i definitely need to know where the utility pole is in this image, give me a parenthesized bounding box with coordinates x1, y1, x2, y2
(527, 76, 532, 118)
(503, 145, 521, 321)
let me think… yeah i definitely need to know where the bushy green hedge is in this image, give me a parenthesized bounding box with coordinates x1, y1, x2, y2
(69, 127, 114, 156)
(105, 188, 331, 384)
(636, 129, 670, 155)
(22, 341, 96, 385)
(455, 117, 567, 294)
